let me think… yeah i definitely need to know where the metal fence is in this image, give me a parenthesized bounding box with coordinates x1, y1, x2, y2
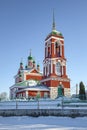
(0, 99, 87, 110)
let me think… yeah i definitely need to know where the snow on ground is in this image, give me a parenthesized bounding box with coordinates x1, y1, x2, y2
(0, 116, 87, 130)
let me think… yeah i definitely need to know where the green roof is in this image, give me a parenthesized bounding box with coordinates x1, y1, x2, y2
(50, 30, 63, 36)
(15, 81, 27, 86)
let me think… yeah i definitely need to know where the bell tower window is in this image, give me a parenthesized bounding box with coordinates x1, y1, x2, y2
(55, 42, 60, 57)
(55, 62, 61, 76)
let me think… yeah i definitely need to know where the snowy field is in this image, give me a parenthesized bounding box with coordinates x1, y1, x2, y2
(0, 116, 87, 130)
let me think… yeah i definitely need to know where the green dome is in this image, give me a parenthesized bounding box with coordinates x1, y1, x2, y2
(33, 60, 35, 63)
(25, 65, 27, 69)
(20, 62, 23, 65)
(37, 64, 40, 67)
(19, 74, 22, 77)
(28, 56, 33, 60)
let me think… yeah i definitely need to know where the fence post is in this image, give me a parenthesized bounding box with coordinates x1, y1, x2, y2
(16, 100, 18, 109)
(37, 99, 39, 109)
(61, 96, 64, 111)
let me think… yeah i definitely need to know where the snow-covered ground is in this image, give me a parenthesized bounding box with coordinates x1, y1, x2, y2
(0, 116, 87, 130)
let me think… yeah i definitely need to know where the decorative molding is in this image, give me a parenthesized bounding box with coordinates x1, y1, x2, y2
(45, 36, 64, 43)
(41, 77, 70, 82)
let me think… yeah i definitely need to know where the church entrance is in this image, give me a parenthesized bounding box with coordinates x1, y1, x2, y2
(58, 85, 64, 97)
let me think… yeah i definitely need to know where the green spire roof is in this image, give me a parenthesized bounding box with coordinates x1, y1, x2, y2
(51, 30, 63, 36)
(28, 49, 33, 60)
(52, 9, 56, 31)
(45, 11, 63, 40)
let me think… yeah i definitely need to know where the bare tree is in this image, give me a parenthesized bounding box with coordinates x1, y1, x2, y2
(0, 92, 8, 101)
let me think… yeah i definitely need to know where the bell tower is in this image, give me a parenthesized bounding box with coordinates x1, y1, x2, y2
(41, 13, 70, 99)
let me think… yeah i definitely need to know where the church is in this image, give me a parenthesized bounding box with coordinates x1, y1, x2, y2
(10, 14, 70, 99)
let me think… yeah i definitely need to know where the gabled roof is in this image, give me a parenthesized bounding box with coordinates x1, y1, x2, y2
(29, 68, 40, 74)
(25, 68, 43, 76)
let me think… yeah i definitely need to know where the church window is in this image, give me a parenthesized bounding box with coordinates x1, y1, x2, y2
(55, 62, 61, 76)
(48, 46, 50, 57)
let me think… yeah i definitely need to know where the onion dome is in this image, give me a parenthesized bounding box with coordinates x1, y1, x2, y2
(25, 65, 28, 69)
(28, 55, 33, 60)
(28, 49, 33, 60)
(33, 60, 36, 68)
(37, 64, 40, 71)
(20, 62, 23, 65)
(37, 64, 40, 67)
(19, 73, 22, 77)
(33, 60, 35, 63)
(20, 60, 23, 70)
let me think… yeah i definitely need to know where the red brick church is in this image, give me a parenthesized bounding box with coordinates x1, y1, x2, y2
(10, 14, 70, 99)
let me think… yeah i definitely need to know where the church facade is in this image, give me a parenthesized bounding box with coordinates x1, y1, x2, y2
(10, 15, 70, 99)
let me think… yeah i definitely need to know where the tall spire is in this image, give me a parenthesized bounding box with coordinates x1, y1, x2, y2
(20, 57, 23, 63)
(52, 9, 56, 30)
(20, 58, 23, 70)
(30, 49, 32, 56)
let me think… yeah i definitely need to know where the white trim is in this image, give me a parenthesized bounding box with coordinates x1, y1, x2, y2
(44, 57, 65, 62)
(60, 45, 62, 56)
(17, 87, 50, 92)
(45, 36, 64, 43)
(41, 77, 70, 82)
(45, 66, 46, 76)
(48, 63, 49, 76)
(26, 73, 42, 76)
(62, 66, 63, 75)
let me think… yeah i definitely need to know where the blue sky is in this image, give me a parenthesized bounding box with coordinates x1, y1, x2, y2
(0, 0, 87, 95)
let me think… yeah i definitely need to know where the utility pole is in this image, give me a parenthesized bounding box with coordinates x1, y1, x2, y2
(76, 84, 78, 97)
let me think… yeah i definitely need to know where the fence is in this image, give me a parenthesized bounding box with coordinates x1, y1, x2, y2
(0, 99, 87, 110)
(0, 99, 60, 109)
(0, 99, 87, 117)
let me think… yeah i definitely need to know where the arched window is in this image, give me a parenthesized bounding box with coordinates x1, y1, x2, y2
(55, 42, 60, 57)
(55, 62, 61, 76)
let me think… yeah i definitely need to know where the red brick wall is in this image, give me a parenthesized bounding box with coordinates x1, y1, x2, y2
(43, 79, 70, 89)
(26, 75, 43, 81)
